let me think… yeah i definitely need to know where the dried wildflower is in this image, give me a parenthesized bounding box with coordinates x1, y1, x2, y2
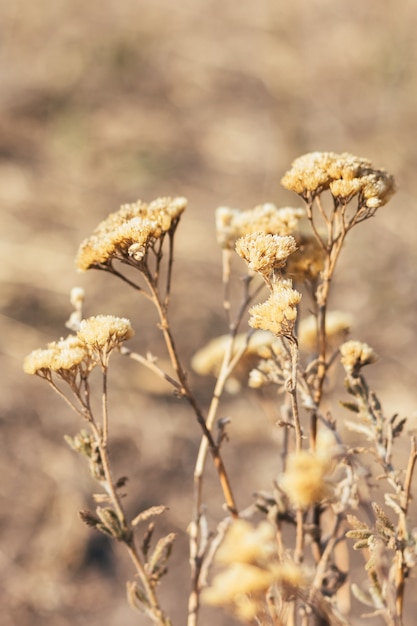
(235, 232, 297, 277)
(248, 339, 291, 391)
(191, 330, 274, 391)
(281, 151, 395, 209)
(279, 446, 334, 508)
(23, 335, 91, 377)
(340, 340, 377, 375)
(298, 311, 353, 353)
(203, 520, 308, 619)
(216, 519, 277, 566)
(77, 315, 134, 354)
(249, 280, 301, 337)
(284, 233, 325, 283)
(215, 204, 304, 249)
(76, 197, 187, 271)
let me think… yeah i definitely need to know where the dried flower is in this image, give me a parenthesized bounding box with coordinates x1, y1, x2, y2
(298, 311, 353, 353)
(284, 233, 325, 283)
(216, 519, 277, 566)
(249, 280, 301, 337)
(203, 520, 308, 620)
(191, 330, 274, 393)
(281, 151, 395, 210)
(235, 232, 297, 277)
(76, 197, 187, 271)
(248, 339, 291, 391)
(215, 204, 304, 249)
(23, 335, 92, 377)
(340, 340, 377, 375)
(77, 315, 134, 353)
(279, 447, 333, 508)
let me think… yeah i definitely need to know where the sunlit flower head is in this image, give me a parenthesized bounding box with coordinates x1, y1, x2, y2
(215, 204, 305, 249)
(340, 340, 377, 375)
(23, 335, 92, 377)
(281, 151, 395, 209)
(279, 448, 333, 508)
(76, 197, 187, 271)
(249, 280, 301, 337)
(298, 310, 353, 353)
(284, 233, 325, 283)
(235, 232, 297, 277)
(77, 315, 134, 353)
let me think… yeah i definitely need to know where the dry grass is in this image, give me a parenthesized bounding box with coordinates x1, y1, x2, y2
(2, 1, 417, 625)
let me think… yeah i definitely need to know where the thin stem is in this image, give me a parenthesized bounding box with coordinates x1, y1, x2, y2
(120, 346, 183, 392)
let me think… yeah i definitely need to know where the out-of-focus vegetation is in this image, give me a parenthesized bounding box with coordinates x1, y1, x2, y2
(2, 1, 417, 625)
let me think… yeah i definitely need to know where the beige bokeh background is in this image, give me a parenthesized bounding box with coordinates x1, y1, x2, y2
(2, 1, 417, 625)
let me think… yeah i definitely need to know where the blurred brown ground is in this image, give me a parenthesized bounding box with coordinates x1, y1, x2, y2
(1, 1, 417, 625)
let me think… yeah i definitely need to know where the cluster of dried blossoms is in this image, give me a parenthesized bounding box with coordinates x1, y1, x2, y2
(76, 196, 187, 271)
(24, 152, 416, 626)
(23, 314, 134, 380)
(202, 519, 307, 621)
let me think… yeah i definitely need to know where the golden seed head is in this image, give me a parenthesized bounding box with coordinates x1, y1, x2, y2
(340, 339, 377, 374)
(76, 197, 187, 271)
(235, 232, 297, 276)
(216, 519, 277, 566)
(249, 280, 301, 337)
(77, 315, 134, 352)
(279, 449, 333, 508)
(23, 335, 91, 376)
(281, 151, 395, 207)
(215, 204, 305, 249)
(298, 310, 354, 353)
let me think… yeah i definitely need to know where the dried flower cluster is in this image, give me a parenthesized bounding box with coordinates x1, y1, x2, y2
(215, 203, 304, 249)
(281, 151, 395, 208)
(235, 232, 298, 278)
(279, 431, 336, 508)
(76, 196, 187, 271)
(298, 310, 353, 353)
(23, 315, 134, 378)
(24, 151, 414, 626)
(340, 339, 377, 375)
(202, 520, 306, 621)
(191, 330, 274, 392)
(248, 280, 301, 338)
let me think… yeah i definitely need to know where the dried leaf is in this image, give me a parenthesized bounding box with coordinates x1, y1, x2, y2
(127, 580, 149, 611)
(344, 420, 374, 439)
(351, 583, 375, 608)
(79, 509, 100, 528)
(347, 514, 369, 530)
(384, 493, 403, 516)
(142, 522, 155, 558)
(372, 502, 395, 531)
(340, 401, 360, 414)
(148, 532, 176, 578)
(132, 505, 168, 527)
(346, 529, 372, 540)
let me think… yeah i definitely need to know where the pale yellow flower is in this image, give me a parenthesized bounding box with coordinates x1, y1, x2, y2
(284, 232, 325, 283)
(191, 330, 274, 392)
(23, 335, 91, 376)
(216, 519, 276, 566)
(76, 197, 186, 271)
(340, 340, 377, 375)
(279, 448, 333, 508)
(281, 151, 395, 209)
(235, 232, 297, 277)
(249, 280, 301, 337)
(298, 311, 353, 353)
(77, 315, 134, 352)
(215, 204, 305, 249)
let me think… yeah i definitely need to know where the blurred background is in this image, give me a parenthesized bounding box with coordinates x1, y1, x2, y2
(2, 1, 417, 625)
